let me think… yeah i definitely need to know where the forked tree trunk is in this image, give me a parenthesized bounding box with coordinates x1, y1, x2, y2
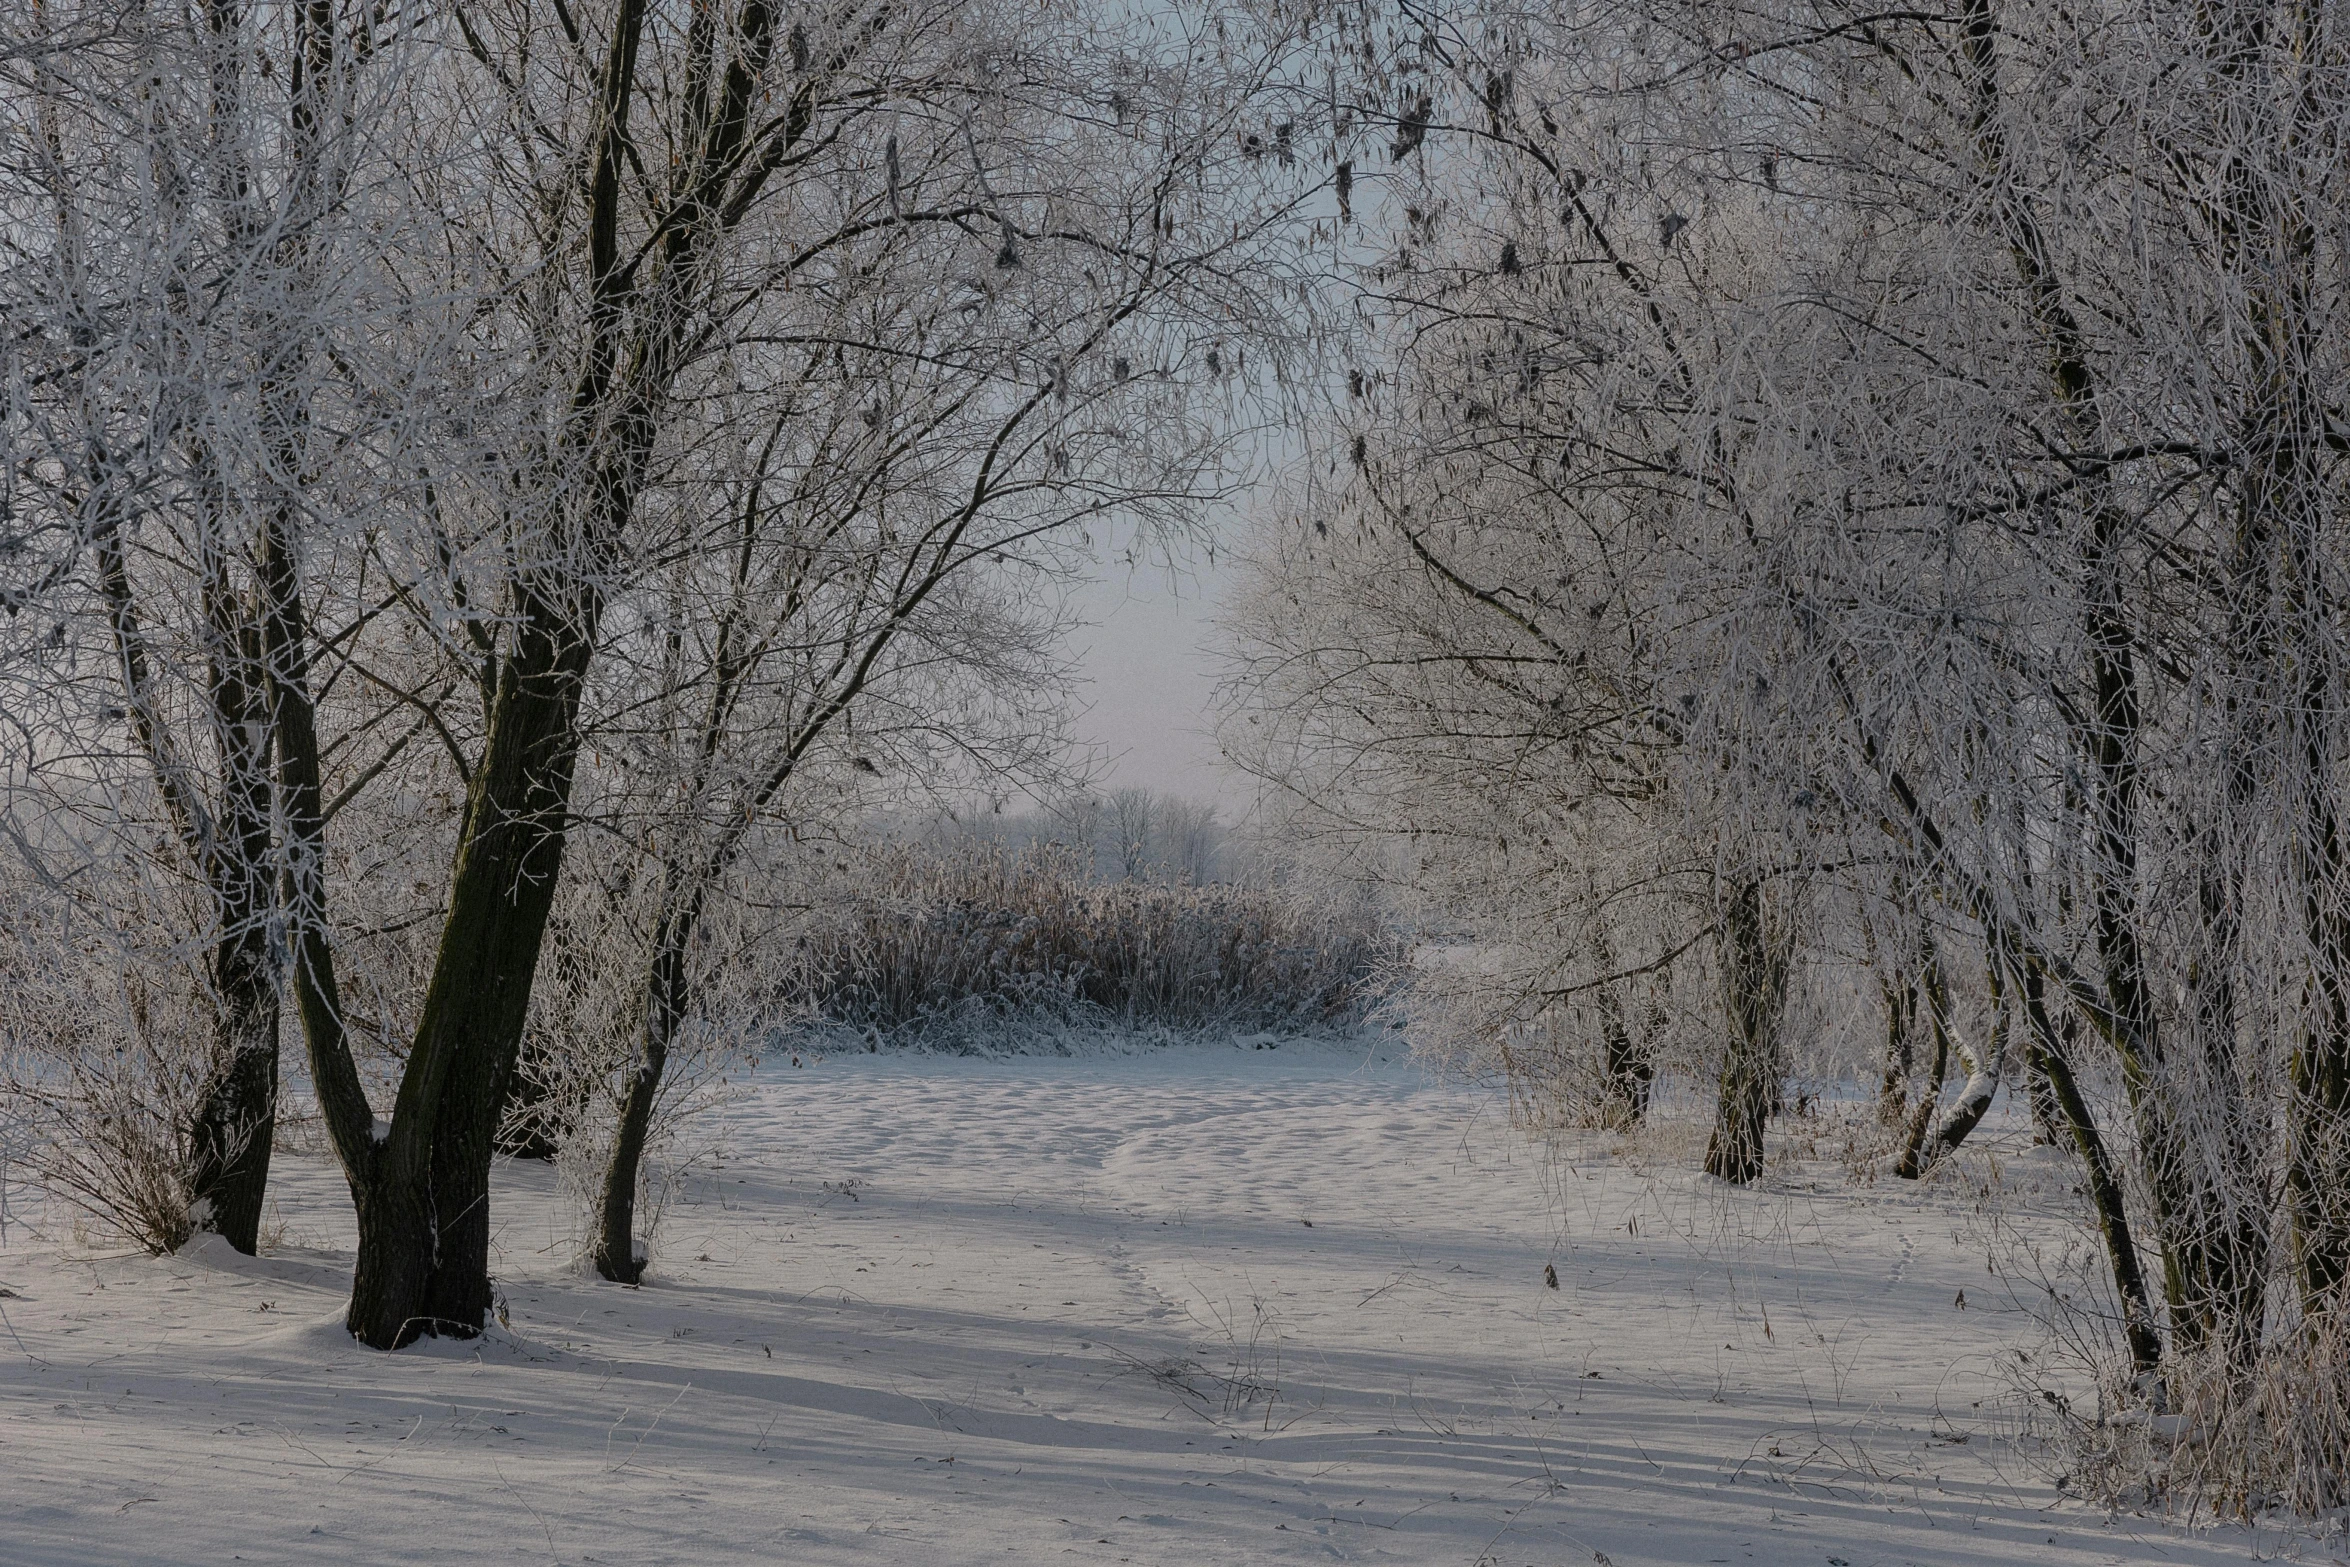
(389, 0, 812, 1334)
(1912, 955, 2011, 1172)
(1705, 878, 1791, 1185)
(272, 0, 763, 1338)
(257, 475, 590, 1347)
(287, 596, 596, 1348)
(95, 454, 283, 1255)
(408, 602, 600, 1336)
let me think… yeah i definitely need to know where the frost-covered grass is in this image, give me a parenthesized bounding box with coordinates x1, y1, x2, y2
(0, 1040, 2310, 1565)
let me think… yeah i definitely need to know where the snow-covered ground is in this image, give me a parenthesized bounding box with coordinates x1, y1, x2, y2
(0, 1039, 2310, 1564)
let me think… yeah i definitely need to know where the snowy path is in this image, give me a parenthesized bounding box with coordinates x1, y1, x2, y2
(0, 1042, 2294, 1564)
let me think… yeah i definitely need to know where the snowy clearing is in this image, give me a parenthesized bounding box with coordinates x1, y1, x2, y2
(0, 1042, 2308, 1565)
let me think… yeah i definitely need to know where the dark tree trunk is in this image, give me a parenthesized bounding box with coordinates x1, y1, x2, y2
(405, 597, 599, 1336)
(1596, 981, 1653, 1129)
(1894, 950, 1953, 1180)
(1705, 878, 1790, 1185)
(258, 474, 508, 1350)
(1876, 970, 1917, 1124)
(274, 0, 840, 1344)
(591, 1040, 666, 1285)
(187, 968, 279, 1252)
(192, 596, 282, 1252)
(187, 621, 282, 1252)
(345, 1165, 449, 1348)
(592, 954, 679, 1283)
(293, 592, 595, 1346)
(98, 455, 285, 1256)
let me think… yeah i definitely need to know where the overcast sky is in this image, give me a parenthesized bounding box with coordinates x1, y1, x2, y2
(1059, 548, 1245, 809)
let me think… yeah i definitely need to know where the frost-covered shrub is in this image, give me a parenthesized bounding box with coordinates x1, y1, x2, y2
(793, 841, 1393, 1041)
(0, 879, 215, 1254)
(2008, 1278, 2350, 1521)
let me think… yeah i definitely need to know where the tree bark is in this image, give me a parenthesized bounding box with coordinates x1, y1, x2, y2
(1590, 923, 1652, 1128)
(412, 594, 601, 1332)
(1905, 949, 2013, 1177)
(1705, 877, 1789, 1185)
(1894, 946, 1954, 1180)
(185, 549, 282, 1254)
(2018, 952, 2163, 1373)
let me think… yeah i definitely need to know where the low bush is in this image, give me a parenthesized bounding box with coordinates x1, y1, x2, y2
(0, 934, 213, 1255)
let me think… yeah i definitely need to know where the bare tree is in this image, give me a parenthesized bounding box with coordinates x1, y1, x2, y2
(1, 0, 465, 1251)
(571, 45, 1320, 1272)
